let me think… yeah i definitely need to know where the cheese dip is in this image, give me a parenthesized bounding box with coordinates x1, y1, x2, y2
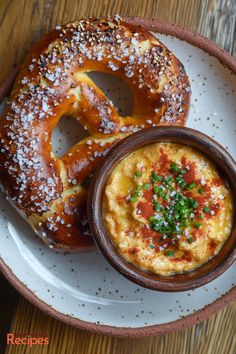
(103, 142, 233, 276)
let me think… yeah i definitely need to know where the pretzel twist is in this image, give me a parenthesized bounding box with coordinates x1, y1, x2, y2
(0, 16, 190, 251)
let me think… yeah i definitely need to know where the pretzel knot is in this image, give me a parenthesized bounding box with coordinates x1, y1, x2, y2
(0, 16, 190, 251)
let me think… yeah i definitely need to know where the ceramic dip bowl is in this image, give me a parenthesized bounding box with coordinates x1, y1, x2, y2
(87, 126, 236, 291)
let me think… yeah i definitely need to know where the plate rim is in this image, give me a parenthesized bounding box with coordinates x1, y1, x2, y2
(0, 16, 236, 337)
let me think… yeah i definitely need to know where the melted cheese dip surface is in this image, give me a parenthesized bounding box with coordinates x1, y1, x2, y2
(103, 142, 233, 275)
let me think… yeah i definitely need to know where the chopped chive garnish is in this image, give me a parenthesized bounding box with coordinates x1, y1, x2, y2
(192, 200, 199, 209)
(150, 171, 162, 182)
(149, 216, 158, 223)
(166, 250, 174, 257)
(154, 202, 160, 211)
(164, 193, 170, 201)
(203, 206, 210, 213)
(154, 186, 164, 196)
(133, 185, 142, 196)
(176, 173, 187, 189)
(170, 162, 179, 173)
(135, 171, 142, 177)
(131, 161, 207, 242)
(156, 175, 163, 182)
(186, 182, 196, 190)
(164, 176, 174, 184)
(174, 212, 180, 220)
(176, 174, 183, 183)
(130, 196, 138, 203)
(179, 180, 187, 189)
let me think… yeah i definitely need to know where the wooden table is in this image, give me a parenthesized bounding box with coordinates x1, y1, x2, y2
(0, 0, 236, 353)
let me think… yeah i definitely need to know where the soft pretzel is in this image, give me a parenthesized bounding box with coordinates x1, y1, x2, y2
(0, 16, 190, 251)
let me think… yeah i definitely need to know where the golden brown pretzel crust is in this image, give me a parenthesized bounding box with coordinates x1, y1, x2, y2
(0, 16, 190, 251)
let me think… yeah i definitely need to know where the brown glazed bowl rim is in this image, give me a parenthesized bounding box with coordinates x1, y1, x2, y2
(1, 17, 236, 337)
(87, 126, 236, 292)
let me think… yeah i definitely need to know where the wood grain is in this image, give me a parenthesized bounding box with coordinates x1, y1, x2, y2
(6, 299, 236, 354)
(0, 0, 200, 83)
(197, 0, 236, 55)
(1, 0, 236, 353)
(0, 273, 19, 354)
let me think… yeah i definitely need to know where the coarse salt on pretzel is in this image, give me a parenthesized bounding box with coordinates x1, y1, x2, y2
(0, 16, 190, 251)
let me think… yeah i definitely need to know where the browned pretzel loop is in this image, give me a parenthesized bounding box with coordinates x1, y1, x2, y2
(0, 16, 190, 251)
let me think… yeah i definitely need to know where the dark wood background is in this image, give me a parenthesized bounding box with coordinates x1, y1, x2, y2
(0, 0, 236, 353)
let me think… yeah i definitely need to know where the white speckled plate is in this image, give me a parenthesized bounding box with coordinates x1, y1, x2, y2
(0, 20, 236, 337)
